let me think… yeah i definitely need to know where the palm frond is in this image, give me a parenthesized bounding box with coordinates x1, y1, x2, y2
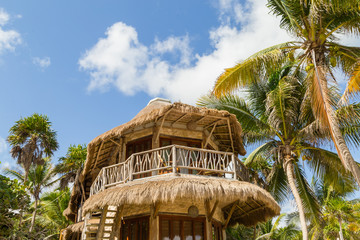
(214, 42, 296, 97)
(244, 141, 277, 166)
(303, 147, 357, 194)
(266, 162, 289, 204)
(342, 64, 360, 101)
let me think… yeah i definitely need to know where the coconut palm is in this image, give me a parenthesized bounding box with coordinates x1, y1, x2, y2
(213, 0, 360, 187)
(257, 214, 301, 240)
(5, 159, 58, 232)
(199, 65, 359, 239)
(7, 113, 58, 183)
(310, 181, 360, 240)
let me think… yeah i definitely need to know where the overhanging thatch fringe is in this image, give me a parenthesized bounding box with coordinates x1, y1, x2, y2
(82, 174, 280, 226)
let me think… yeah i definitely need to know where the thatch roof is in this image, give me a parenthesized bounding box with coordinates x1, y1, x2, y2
(81, 100, 246, 181)
(62, 222, 83, 240)
(82, 174, 280, 227)
(66, 221, 84, 232)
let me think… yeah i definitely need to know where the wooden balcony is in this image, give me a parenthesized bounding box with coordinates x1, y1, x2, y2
(90, 145, 249, 196)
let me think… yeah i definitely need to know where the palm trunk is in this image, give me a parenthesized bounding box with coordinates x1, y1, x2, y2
(284, 156, 308, 240)
(29, 198, 38, 232)
(312, 50, 360, 186)
(338, 217, 344, 240)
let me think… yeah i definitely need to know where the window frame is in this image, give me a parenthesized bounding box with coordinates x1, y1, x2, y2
(159, 215, 207, 240)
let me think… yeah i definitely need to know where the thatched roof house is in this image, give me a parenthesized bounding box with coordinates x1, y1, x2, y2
(62, 98, 280, 240)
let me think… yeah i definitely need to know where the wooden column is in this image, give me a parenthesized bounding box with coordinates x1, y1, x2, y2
(121, 137, 127, 162)
(149, 203, 160, 240)
(205, 213, 213, 240)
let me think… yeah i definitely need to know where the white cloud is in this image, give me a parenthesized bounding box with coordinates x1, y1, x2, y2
(79, 0, 292, 104)
(0, 136, 7, 153)
(0, 8, 10, 26)
(0, 8, 21, 54)
(32, 57, 51, 69)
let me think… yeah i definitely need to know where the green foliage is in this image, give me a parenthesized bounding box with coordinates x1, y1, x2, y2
(0, 174, 30, 238)
(200, 63, 359, 236)
(36, 189, 72, 239)
(55, 144, 87, 189)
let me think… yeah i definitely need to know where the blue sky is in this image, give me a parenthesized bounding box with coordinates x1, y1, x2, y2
(0, 0, 359, 206)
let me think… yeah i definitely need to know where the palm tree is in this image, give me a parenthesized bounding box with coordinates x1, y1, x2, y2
(7, 113, 58, 183)
(36, 189, 72, 239)
(257, 214, 301, 240)
(5, 159, 58, 232)
(55, 144, 87, 190)
(310, 181, 360, 240)
(212, 0, 360, 186)
(199, 65, 359, 239)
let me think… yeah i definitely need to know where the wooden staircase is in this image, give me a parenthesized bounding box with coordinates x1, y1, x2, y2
(82, 205, 120, 240)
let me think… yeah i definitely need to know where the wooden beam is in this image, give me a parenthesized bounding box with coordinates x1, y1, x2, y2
(151, 202, 161, 219)
(224, 200, 239, 228)
(204, 123, 217, 148)
(227, 119, 235, 153)
(204, 119, 222, 129)
(204, 199, 210, 220)
(93, 141, 104, 170)
(171, 113, 187, 125)
(237, 206, 265, 219)
(205, 199, 219, 222)
(155, 110, 171, 142)
(209, 200, 219, 222)
(110, 205, 124, 239)
(96, 205, 109, 240)
(236, 205, 248, 216)
(109, 138, 121, 147)
(195, 116, 206, 123)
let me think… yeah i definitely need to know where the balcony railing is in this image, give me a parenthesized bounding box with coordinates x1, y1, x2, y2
(90, 145, 249, 196)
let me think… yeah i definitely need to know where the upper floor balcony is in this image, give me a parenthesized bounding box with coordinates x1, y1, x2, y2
(90, 144, 249, 196)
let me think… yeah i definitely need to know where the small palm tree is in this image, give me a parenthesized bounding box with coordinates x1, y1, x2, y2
(7, 113, 58, 182)
(213, 0, 360, 187)
(36, 189, 72, 239)
(200, 64, 359, 239)
(5, 159, 58, 232)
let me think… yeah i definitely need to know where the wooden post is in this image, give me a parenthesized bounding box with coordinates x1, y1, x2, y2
(232, 154, 237, 180)
(224, 201, 238, 228)
(150, 203, 160, 240)
(172, 145, 177, 173)
(96, 206, 109, 240)
(110, 205, 124, 240)
(129, 155, 134, 181)
(101, 170, 106, 191)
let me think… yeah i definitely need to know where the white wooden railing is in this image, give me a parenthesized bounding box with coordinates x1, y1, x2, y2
(90, 145, 249, 196)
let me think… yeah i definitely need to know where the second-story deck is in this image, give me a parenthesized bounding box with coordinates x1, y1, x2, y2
(90, 145, 249, 196)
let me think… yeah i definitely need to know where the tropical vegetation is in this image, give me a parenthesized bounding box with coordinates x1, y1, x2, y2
(200, 63, 359, 239)
(213, 0, 360, 188)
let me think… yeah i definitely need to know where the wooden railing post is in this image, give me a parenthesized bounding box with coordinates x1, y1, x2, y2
(102, 169, 106, 191)
(172, 145, 177, 173)
(129, 155, 134, 180)
(232, 154, 237, 180)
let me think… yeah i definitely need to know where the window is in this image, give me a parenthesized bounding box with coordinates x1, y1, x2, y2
(160, 215, 206, 240)
(121, 216, 149, 240)
(212, 221, 223, 240)
(126, 136, 152, 158)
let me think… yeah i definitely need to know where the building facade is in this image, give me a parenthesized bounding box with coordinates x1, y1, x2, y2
(61, 98, 280, 240)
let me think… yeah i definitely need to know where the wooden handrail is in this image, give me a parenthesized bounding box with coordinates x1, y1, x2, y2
(89, 145, 249, 196)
